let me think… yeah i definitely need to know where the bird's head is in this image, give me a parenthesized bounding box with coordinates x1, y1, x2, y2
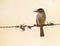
(34, 8, 44, 13)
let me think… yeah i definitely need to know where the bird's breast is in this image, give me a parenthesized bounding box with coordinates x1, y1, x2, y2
(36, 13, 46, 24)
(37, 13, 45, 19)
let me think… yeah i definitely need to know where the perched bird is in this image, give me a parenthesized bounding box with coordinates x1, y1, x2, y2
(34, 8, 46, 37)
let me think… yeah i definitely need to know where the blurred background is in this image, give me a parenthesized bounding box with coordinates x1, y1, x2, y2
(0, 0, 60, 46)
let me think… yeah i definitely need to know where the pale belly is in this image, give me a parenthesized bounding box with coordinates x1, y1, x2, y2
(36, 14, 46, 25)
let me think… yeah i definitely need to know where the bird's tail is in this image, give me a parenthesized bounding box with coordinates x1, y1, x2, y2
(40, 27, 44, 37)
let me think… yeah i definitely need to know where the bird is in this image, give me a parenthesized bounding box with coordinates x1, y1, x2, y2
(34, 8, 46, 37)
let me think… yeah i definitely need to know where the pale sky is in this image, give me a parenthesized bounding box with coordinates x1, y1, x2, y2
(0, 0, 60, 46)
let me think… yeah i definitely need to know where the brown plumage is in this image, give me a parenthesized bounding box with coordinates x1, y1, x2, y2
(34, 8, 46, 37)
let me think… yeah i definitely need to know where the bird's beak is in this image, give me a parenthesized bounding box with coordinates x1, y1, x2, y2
(34, 10, 37, 12)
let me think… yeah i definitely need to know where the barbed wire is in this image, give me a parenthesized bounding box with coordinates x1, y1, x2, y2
(0, 22, 60, 31)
